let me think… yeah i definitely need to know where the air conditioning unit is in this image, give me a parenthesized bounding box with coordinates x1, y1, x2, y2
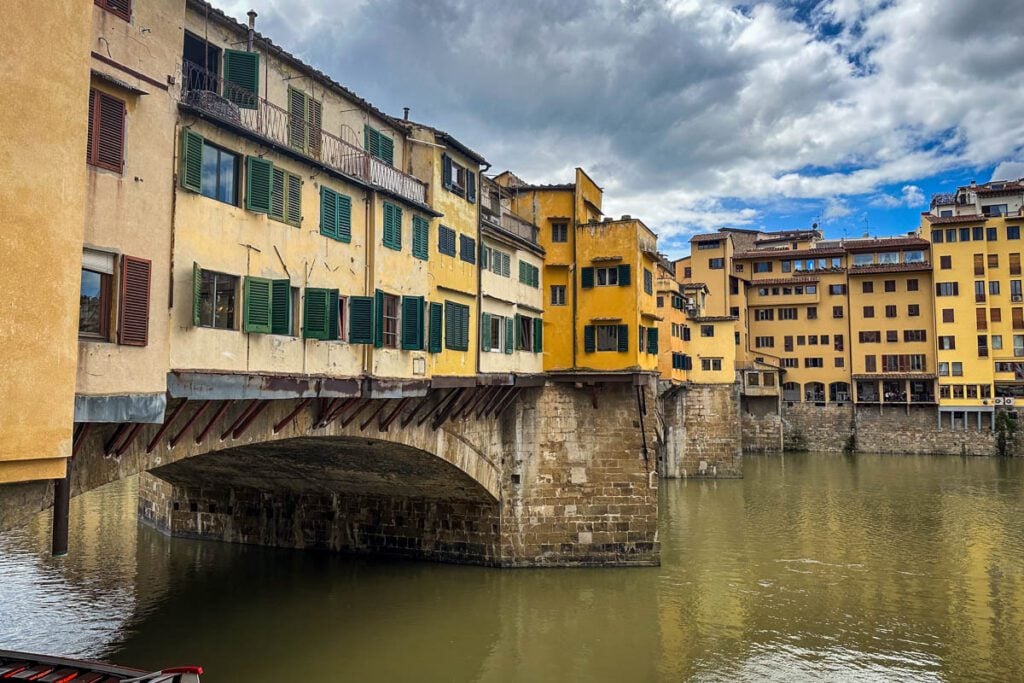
(1006, 397, 1016, 406)
(995, 397, 1005, 405)
(983, 400, 990, 405)
(1013, 295, 1023, 302)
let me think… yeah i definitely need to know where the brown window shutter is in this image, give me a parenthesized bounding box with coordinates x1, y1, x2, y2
(95, 0, 132, 21)
(87, 89, 96, 163)
(118, 255, 151, 346)
(88, 89, 126, 173)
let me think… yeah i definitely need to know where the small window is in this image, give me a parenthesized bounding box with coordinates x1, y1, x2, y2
(199, 270, 238, 329)
(701, 325, 714, 337)
(884, 280, 896, 292)
(382, 293, 400, 348)
(200, 140, 239, 205)
(1009, 226, 1021, 240)
(596, 267, 619, 286)
(644, 269, 653, 295)
(364, 124, 395, 165)
(596, 325, 619, 351)
(460, 235, 476, 264)
(908, 304, 920, 316)
(552, 222, 568, 243)
(885, 305, 897, 318)
(864, 306, 874, 318)
(95, 0, 131, 22)
(862, 281, 874, 294)
(438, 225, 457, 256)
(80, 250, 115, 340)
(708, 258, 724, 269)
(551, 285, 566, 306)
(701, 358, 723, 372)
(940, 255, 952, 269)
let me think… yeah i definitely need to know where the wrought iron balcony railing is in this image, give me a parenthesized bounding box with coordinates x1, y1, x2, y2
(180, 61, 426, 206)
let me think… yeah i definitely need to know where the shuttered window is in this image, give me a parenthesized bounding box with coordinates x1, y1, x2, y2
(349, 296, 374, 344)
(646, 327, 658, 355)
(243, 277, 273, 334)
(95, 0, 131, 21)
(288, 87, 323, 157)
(438, 225, 457, 256)
(364, 124, 394, 165)
(303, 288, 334, 340)
(194, 265, 238, 329)
(87, 88, 125, 173)
(179, 129, 204, 193)
(444, 301, 470, 351)
(518, 262, 539, 288)
(428, 302, 443, 353)
(117, 255, 151, 346)
(401, 296, 425, 350)
(271, 280, 292, 335)
(320, 187, 352, 242)
(222, 49, 259, 109)
(383, 202, 403, 250)
(412, 216, 429, 260)
(581, 267, 594, 289)
(269, 167, 302, 226)
(245, 156, 273, 213)
(460, 235, 476, 264)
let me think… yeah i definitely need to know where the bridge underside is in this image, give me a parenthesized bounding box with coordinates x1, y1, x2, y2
(140, 437, 503, 565)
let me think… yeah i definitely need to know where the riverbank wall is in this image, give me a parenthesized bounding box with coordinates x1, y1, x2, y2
(657, 383, 742, 479)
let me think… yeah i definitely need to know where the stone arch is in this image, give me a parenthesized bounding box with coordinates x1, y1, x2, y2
(805, 382, 825, 403)
(829, 381, 851, 403)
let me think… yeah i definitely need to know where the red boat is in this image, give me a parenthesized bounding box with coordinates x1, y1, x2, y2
(0, 651, 201, 682)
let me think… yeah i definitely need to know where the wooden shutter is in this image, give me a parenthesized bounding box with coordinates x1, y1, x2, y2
(444, 301, 455, 350)
(118, 255, 151, 346)
(88, 89, 125, 173)
(303, 288, 330, 340)
(460, 305, 470, 350)
(337, 193, 352, 242)
(364, 124, 380, 157)
(246, 156, 273, 213)
(243, 276, 272, 334)
(683, 355, 692, 371)
(308, 98, 323, 157)
(977, 308, 988, 331)
(349, 296, 374, 344)
(584, 325, 596, 353)
(271, 279, 291, 335)
(328, 290, 340, 340)
(481, 312, 491, 351)
(441, 153, 452, 189)
(180, 129, 204, 192)
(617, 264, 631, 286)
(222, 49, 259, 109)
(581, 267, 594, 288)
(286, 172, 302, 226)
(374, 289, 385, 348)
(428, 302, 443, 353)
(647, 327, 658, 355)
(466, 171, 476, 203)
(533, 317, 543, 353)
(413, 216, 429, 260)
(192, 262, 203, 326)
(379, 134, 394, 165)
(288, 87, 308, 152)
(320, 187, 338, 239)
(617, 324, 629, 352)
(401, 296, 424, 350)
(505, 318, 514, 354)
(97, 0, 132, 21)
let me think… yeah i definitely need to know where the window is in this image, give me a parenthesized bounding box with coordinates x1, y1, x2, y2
(709, 258, 725, 269)
(1013, 280, 1024, 301)
(95, 0, 131, 22)
(438, 225, 457, 256)
(381, 202, 403, 250)
(835, 357, 845, 368)
(884, 280, 896, 293)
(952, 362, 963, 377)
(518, 261, 539, 287)
(908, 304, 920, 317)
(881, 354, 926, 372)
(516, 315, 536, 352)
(701, 358, 723, 371)
(1016, 335, 1024, 357)
(87, 88, 125, 173)
(782, 358, 798, 368)
(938, 336, 956, 350)
(1012, 254, 1023, 276)
(989, 254, 1000, 269)
(184, 135, 238, 205)
(684, 267, 692, 278)
(1016, 308, 1024, 330)
(990, 281, 1001, 296)
(936, 283, 959, 296)
(805, 358, 824, 368)
(907, 279, 919, 292)
(197, 269, 238, 329)
(809, 335, 819, 346)
(755, 336, 774, 348)
(862, 281, 874, 294)
(946, 229, 957, 242)
(442, 154, 476, 203)
(904, 251, 925, 263)
(697, 240, 722, 250)
(411, 216, 429, 260)
(551, 285, 566, 306)
(701, 325, 714, 337)
(985, 205, 1009, 217)
(932, 229, 944, 243)
(940, 255, 952, 269)
(977, 308, 988, 331)
(483, 314, 506, 353)
(379, 294, 400, 348)
(885, 305, 897, 318)
(288, 88, 323, 156)
(597, 325, 620, 351)
(885, 330, 898, 342)
(552, 222, 568, 243)
(939, 362, 949, 376)
(754, 309, 774, 321)
(992, 308, 1003, 323)
(829, 284, 846, 295)
(364, 124, 395, 165)
(779, 308, 798, 321)
(978, 334, 989, 357)
(940, 386, 951, 399)
(320, 187, 353, 242)
(865, 355, 877, 372)
(834, 334, 844, 351)
(754, 262, 772, 273)
(942, 309, 954, 323)
(596, 267, 620, 286)
(807, 307, 817, 319)
(904, 330, 927, 342)
(975, 281, 987, 303)
(832, 305, 844, 319)
(644, 269, 653, 295)
(854, 254, 874, 267)
(444, 301, 470, 351)
(483, 246, 511, 277)
(1009, 226, 1021, 240)
(974, 227, 985, 241)
(657, 296, 664, 308)
(988, 227, 999, 241)
(80, 249, 115, 341)
(859, 331, 881, 343)
(243, 157, 300, 225)
(960, 228, 972, 242)
(460, 235, 477, 264)
(864, 306, 875, 318)
(993, 335, 1004, 350)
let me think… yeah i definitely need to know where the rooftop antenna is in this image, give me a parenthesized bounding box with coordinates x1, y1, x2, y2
(863, 216, 870, 238)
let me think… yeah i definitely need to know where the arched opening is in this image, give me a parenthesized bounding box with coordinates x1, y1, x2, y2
(783, 382, 801, 402)
(805, 382, 825, 404)
(829, 382, 851, 403)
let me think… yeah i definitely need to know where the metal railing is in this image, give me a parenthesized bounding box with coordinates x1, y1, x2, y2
(180, 61, 426, 206)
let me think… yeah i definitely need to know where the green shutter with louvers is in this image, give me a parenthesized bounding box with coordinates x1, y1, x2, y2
(466, 171, 476, 203)
(460, 305, 470, 351)
(374, 289, 384, 348)
(364, 124, 379, 158)
(617, 264, 631, 286)
(320, 187, 338, 239)
(648, 327, 658, 355)
(180, 129, 203, 192)
(192, 262, 203, 327)
(505, 318, 513, 354)
(379, 134, 394, 165)
(428, 302, 443, 353)
(349, 296, 374, 344)
(286, 172, 301, 226)
(515, 313, 523, 349)
(412, 216, 429, 260)
(444, 301, 455, 350)
(271, 279, 291, 335)
(481, 312, 491, 351)
(288, 87, 308, 152)
(269, 167, 286, 220)
(400, 296, 424, 350)
(441, 153, 452, 189)
(534, 317, 543, 353)
(584, 325, 595, 353)
(617, 324, 629, 352)
(581, 267, 594, 289)
(303, 288, 330, 340)
(337, 193, 351, 242)
(246, 156, 273, 213)
(222, 49, 259, 110)
(328, 289, 340, 340)
(243, 276, 272, 334)
(383, 202, 402, 250)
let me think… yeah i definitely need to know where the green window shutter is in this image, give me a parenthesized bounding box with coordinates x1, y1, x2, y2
(349, 296, 374, 344)
(428, 302, 443, 353)
(308, 97, 323, 157)
(288, 87, 308, 152)
(460, 305, 470, 351)
(581, 267, 594, 289)
(192, 262, 203, 327)
(303, 288, 330, 340)
(401, 296, 423, 350)
(515, 313, 523, 349)
(364, 124, 381, 158)
(243, 276, 272, 334)
(246, 156, 273, 213)
(505, 318, 514, 354)
(328, 290, 340, 340)
(412, 216, 429, 260)
(466, 171, 476, 203)
(286, 172, 302, 226)
(617, 324, 629, 352)
(180, 129, 203, 192)
(584, 325, 595, 353)
(481, 312, 491, 351)
(222, 49, 259, 109)
(383, 202, 402, 250)
(648, 327, 658, 355)
(271, 279, 291, 335)
(374, 289, 384, 348)
(320, 187, 338, 239)
(380, 134, 394, 165)
(441, 153, 452, 189)
(518, 261, 527, 284)
(337, 193, 352, 242)
(534, 317, 543, 352)
(269, 167, 286, 220)
(393, 205, 403, 248)
(444, 302, 454, 350)
(617, 264, 631, 286)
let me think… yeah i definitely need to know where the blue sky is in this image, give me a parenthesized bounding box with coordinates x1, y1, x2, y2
(220, 0, 1024, 259)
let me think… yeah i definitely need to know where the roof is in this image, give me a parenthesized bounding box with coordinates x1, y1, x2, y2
(681, 282, 708, 290)
(689, 315, 738, 323)
(852, 373, 938, 380)
(748, 277, 820, 286)
(392, 117, 488, 165)
(846, 262, 931, 275)
(691, 233, 727, 243)
(922, 213, 1000, 224)
(842, 237, 929, 252)
(507, 183, 575, 192)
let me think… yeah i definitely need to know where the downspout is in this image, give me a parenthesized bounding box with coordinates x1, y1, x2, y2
(364, 190, 374, 377)
(571, 192, 578, 369)
(475, 174, 483, 378)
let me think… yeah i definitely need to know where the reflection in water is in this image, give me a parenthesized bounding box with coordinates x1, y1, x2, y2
(2, 454, 1024, 682)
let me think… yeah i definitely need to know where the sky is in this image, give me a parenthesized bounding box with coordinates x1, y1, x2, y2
(218, 0, 1024, 259)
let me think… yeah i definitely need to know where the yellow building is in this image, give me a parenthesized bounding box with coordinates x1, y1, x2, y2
(498, 169, 659, 373)
(0, 2, 92, 483)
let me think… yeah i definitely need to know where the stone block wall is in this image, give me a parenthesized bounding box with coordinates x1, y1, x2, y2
(740, 396, 783, 453)
(658, 383, 742, 478)
(781, 402, 855, 452)
(855, 406, 998, 456)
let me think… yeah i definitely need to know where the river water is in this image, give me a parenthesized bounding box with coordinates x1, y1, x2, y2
(2, 453, 1024, 682)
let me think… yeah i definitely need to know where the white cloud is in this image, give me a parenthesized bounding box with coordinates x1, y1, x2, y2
(871, 184, 925, 208)
(992, 161, 1024, 182)
(823, 197, 853, 221)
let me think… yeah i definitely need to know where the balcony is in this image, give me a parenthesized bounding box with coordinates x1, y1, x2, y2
(180, 61, 426, 206)
(499, 212, 540, 245)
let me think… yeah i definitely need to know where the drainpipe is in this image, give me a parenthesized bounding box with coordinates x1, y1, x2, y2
(475, 177, 483, 378)
(571, 191, 578, 369)
(364, 190, 374, 377)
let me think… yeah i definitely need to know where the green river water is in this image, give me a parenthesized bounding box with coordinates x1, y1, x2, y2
(2, 453, 1023, 682)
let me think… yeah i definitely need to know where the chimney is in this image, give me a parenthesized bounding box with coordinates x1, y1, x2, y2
(403, 107, 410, 121)
(621, 214, 632, 220)
(247, 10, 257, 51)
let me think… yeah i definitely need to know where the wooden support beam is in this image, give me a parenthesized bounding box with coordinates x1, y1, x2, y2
(72, 423, 92, 458)
(379, 397, 409, 432)
(492, 388, 521, 418)
(114, 422, 145, 457)
(220, 400, 258, 441)
(591, 385, 599, 410)
(477, 386, 505, 419)
(400, 395, 431, 428)
(195, 400, 232, 446)
(450, 388, 479, 421)
(321, 397, 358, 429)
(314, 398, 340, 429)
(432, 389, 464, 431)
(459, 387, 490, 420)
(170, 401, 211, 449)
(273, 398, 313, 434)
(419, 389, 458, 427)
(359, 399, 390, 432)
(485, 387, 513, 418)
(232, 400, 270, 440)
(339, 399, 372, 428)
(145, 399, 188, 453)
(103, 423, 131, 457)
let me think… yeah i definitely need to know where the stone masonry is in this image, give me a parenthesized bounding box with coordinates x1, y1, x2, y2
(657, 383, 742, 479)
